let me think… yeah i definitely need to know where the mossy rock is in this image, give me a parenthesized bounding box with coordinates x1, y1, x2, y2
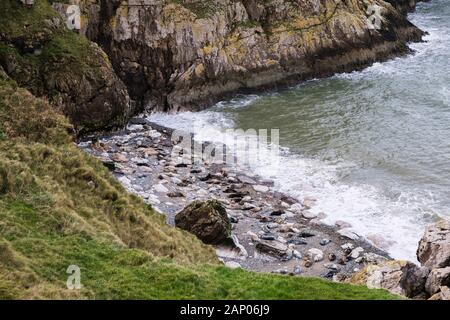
(0, 0, 132, 133)
(175, 200, 232, 245)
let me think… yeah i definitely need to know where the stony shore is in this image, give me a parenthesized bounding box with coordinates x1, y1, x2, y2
(79, 117, 392, 281)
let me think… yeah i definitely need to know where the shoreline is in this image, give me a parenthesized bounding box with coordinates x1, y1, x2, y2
(80, 118, 392, 281)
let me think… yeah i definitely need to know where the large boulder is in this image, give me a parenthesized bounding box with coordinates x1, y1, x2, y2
(425, 267, 450, 296)
(417, 220, 450, 269)
(175, 200, 231, 245)
(351, 260, 429, 298)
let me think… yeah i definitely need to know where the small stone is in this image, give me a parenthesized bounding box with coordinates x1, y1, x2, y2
(237, 175, 257, 185)
(274, 269, 288, 275)
(175, 163, 188, 168)
(131, 157, 149, 166)
(243, 203, 256, 210)
(149, 130, 161, 139)
(293, 250, 302, 259)
(350, 247, 364, 259)
(302, 211, 318, 219)
(307, 248, 324, 262)
(355, 257, 364, 264)
(324, 270, 338, 279)
(338, 229, 360, 240)
(229, 216, 239, 223)
(198, 173, 212, 181)
(304, 260, 313, 268)
(288, 238, 308, 245)
(253, 185, 269, 193)
(260, 234, 276, 241)
(246, 231, 259, 241)
(341, 243, 355, 251)
(324, 263, 339, 270)
(190, 167, 203, 174)
(267, 223, 279, 229)
(289, 203, 303, 214)
(154, 184, 169, 193)
(328, 253, 337, 261)
(320, 238, 331, 246)
(256, 240, 292, 260)
(293, 265, 302, 275)
(111, 153, 129, 163)
(127, 124, 144, 132)
(300, 230, 316, 238)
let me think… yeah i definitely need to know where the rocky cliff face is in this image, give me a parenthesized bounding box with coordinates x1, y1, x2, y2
(0, 0, 133, 133)
(71, 0, 424, 112)
(1, 0, 425, 129)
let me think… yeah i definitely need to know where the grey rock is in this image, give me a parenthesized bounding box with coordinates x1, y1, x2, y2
(417, 220, 450, 269)
(307, 248, 324, 262)
(425, 267, 450, 296)
(256, 240, 292, 260)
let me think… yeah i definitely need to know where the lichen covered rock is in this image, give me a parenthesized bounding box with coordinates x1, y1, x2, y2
(351, 260, 429, 298)
(417, 219, 450, 269)
(175, 200, 232, 245)
(425, 267, 450, 296)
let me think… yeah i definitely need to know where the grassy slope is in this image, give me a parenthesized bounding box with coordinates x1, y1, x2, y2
(0, 0, 399, 300)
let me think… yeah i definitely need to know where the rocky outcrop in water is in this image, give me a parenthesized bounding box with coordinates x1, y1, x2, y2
(67, 0, 424, 112)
